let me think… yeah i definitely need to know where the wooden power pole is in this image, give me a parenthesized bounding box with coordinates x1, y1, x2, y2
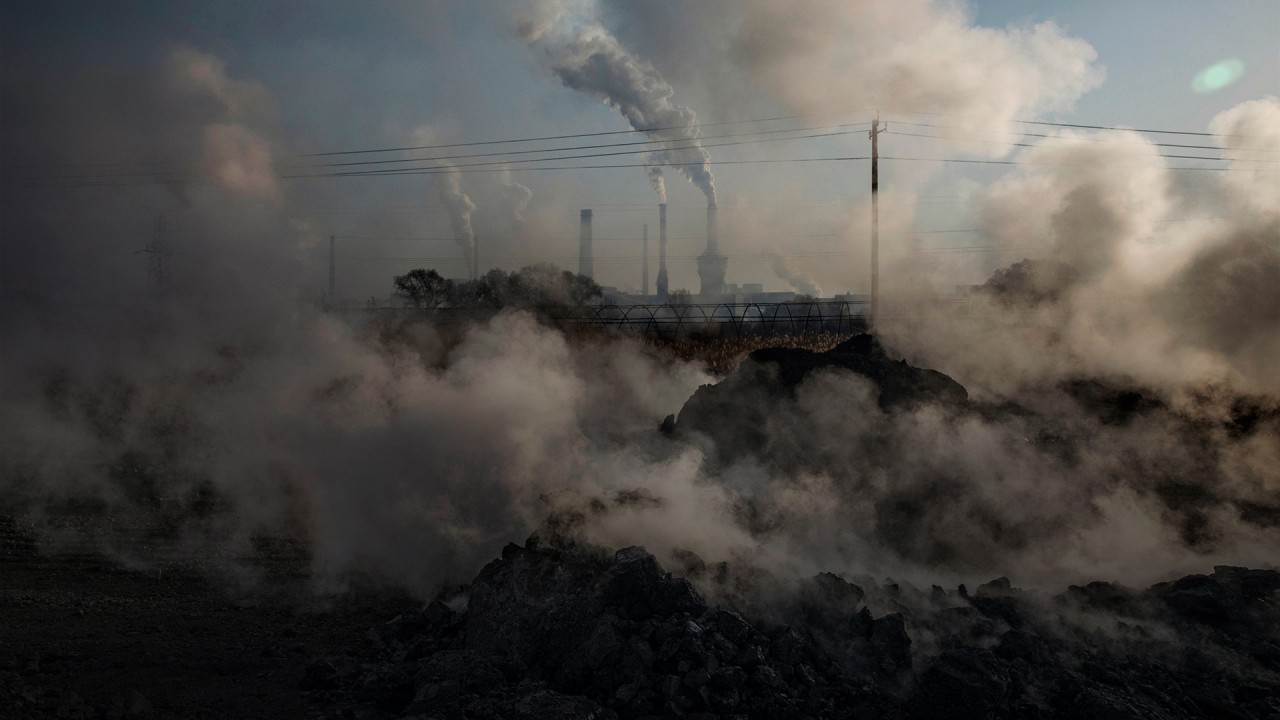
(870, 112, 887, 326)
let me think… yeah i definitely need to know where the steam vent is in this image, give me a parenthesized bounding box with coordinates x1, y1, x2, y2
(697, 203, 727, 297)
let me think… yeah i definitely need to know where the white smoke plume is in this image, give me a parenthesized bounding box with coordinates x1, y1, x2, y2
(599, 0, 1102, 159)
(522, 3, 717, 205)
(769, 251, 823, 297)
(647, 166, 667, 204)
(498, 167, 534, 227)
(437, 165, 477, 274)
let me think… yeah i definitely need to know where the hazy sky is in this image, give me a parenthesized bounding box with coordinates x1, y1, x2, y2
(2, 0, 1277, 299)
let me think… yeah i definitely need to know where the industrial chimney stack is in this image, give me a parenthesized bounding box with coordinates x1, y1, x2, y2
(472, 236, 479, 281)
(656, 203, 668, 299)
(697, 203, 727, 297)
(642, 224, 649, 297)
(578, 209, 593, 279)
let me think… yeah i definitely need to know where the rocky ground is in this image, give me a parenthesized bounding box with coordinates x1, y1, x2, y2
(306, 536, 1280, 720)
(6, 334, 1279, 719)
(4, 526, 1279, 719)
(0, 521, 418, 720)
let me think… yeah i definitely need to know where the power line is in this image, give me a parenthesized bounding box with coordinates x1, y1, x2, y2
(12, 127, 870, 183)
(885, 133, 1277, 164)
(890, 120, 1278, 153)
(290, 128, 871, 179)
(299, 111, 872, 158)
(879, 156, 1278, 172)
(888, 110, 1255, 139)
(306, 121, 871, 170)
(14, 109, 1262, 173)
(1016, 118, 1221, 138)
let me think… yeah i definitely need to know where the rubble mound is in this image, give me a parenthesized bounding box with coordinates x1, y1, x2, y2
(669, 334, 968, 462)
(318, 540, 1280, 719)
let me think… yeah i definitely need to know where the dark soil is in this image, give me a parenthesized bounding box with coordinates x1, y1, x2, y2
(0, 517, 417, 720)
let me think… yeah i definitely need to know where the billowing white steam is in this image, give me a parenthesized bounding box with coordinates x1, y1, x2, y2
(168, 46, 281, 201)
(4, 34, 1278, 607)
(883, 97, 1280, 397)
(599, 0, 1102, 158)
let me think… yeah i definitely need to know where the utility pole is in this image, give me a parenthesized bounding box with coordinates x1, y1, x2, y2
(870, 112, 887, 326)
(137, 216, 173, 297)
(328, 235, 336, 307)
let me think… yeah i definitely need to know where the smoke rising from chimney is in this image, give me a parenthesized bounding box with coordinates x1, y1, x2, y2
(647, 167, 667, 204)
(521, 6, 716, 205)
(437, 165, 477, 279)
(499, 166, 534, 227)
(770, 252, 823, 297)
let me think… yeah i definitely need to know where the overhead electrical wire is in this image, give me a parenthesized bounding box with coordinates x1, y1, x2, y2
(307, 121, 871, 170)
(887, 110, 1256, 138)
(889, 120, 1277, 153)
(12, 126, 869, 183)
(884, 131, 1277, 164)
(884, 123, 1278, 161)
(297, 111, 872, 158)
(9, 112, 1276, 189)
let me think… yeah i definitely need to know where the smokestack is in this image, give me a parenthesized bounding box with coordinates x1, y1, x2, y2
(656, 204, 668, 299)
(642, 224, 649, 297)
(697, 202, 727, 297)
(473, 236, 479, 281)
(579, 209, 593, 279)
(706, 204, 718, 253)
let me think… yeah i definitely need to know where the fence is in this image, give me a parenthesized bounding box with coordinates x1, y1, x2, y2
(424, 301, 870, 338)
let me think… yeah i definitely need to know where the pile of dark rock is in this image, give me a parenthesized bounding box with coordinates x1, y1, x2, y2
(304, 538, 1280, 719)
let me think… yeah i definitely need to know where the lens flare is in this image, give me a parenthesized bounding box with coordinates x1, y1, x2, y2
(1192, 59, 1244, 93)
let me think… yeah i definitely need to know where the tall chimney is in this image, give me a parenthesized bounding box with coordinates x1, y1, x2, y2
(697, 202, 727, 297)
(472, 236, 479, 281)
(642, 224, 649, 297)
(706, 204, 718, 253)
(656, 203, 668, 299)
(578, 209, 593, 279)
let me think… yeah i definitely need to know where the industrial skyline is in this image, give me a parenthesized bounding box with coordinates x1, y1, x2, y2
(3, 1, 1276, 314)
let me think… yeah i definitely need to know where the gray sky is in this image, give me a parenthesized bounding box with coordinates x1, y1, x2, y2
(2, 0, 1277, 301)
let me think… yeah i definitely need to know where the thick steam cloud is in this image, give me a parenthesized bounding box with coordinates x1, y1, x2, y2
(883, 97, 1280, 397)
